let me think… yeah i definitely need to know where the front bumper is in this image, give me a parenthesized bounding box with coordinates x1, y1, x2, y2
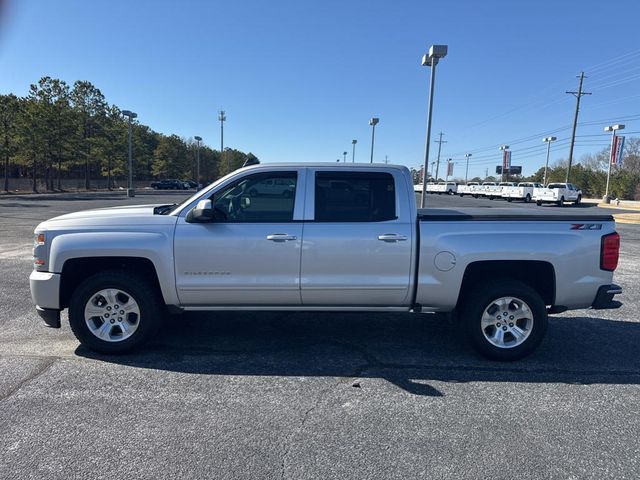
(29, 270, 61, 310)
(30, 270, 62, 328)
(591, 284, 623, 310)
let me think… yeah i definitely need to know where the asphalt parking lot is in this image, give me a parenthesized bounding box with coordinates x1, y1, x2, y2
(1, 190, 639, 479)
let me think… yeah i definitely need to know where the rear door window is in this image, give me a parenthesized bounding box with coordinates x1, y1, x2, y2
(314, 172, 396, 222)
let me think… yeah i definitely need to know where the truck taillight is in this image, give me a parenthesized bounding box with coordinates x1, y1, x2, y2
(600, 232, 620, 271)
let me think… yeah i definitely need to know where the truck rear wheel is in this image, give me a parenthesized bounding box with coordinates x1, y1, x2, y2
(461, 280, 548, 361)
(536, 200, 542, 206)
(69, 270, 163, 354)
(525, 193, 531, 203)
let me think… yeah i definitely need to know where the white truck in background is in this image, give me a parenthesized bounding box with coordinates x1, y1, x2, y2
(457, 182, 480, 197)
(503, 182, 544, 203)
(428, 181, 458, 195)
(534, 183, 583, 206)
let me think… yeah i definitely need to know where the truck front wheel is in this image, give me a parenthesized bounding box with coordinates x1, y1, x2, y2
(461, 280, 548, 361)
(69, 270, 163, 354)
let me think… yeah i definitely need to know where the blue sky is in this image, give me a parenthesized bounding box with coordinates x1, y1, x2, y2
(1, 0, 639, 179)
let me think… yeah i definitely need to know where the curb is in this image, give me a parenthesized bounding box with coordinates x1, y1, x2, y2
(613, 213, 640, 225)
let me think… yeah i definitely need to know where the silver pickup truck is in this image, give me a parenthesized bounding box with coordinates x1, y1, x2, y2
(30, 163, 622, 360)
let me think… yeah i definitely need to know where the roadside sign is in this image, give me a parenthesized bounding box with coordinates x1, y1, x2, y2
(496, 165, 521, 175)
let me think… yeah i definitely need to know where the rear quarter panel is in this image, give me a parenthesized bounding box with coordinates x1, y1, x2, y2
(415, 220, 616, 311)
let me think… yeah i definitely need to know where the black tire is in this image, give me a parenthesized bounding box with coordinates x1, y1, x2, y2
(557, 196, 565, 207)
(525, 193, 531, 203)
(507, 198, 512, 202)
(69, 270, 163, 354)
(536, 200, 542, 206)
(575, 194, 582, 205)
(460, 279, 548, 361)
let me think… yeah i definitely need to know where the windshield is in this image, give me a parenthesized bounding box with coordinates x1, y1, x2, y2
(167, 169, 244, 215)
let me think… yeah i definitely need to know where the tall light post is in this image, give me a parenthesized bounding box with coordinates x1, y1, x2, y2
(343, 151, 347, 163)
(430, 161, 435, 179)
(420, 45, 448, 208)
(604, 124, 625, 202)
(121, 110, 137, 198)
(464, 153, 472, 182)
(351, 139, 357, 162)
(446, 158, 453, 182)
(542, 136, 557, 185)
(499, 145, 509, 182)
(369, 117, 379, 163)
(194, 136, 202, 190)
(218, 110, 226, 172)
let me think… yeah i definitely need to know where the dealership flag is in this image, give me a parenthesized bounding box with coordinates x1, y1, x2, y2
(502, 150, 512, 170)
(447, 162, 454, 176)
(611, 136, 625, 166)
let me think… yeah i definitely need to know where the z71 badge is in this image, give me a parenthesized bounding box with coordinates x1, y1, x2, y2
(570, 224, 602, 230)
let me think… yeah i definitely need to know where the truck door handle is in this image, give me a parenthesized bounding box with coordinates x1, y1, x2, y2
(377, 234, 408, 242)
(266, 234, 297, 242)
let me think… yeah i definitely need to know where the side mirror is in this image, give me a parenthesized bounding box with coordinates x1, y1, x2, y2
(186, 199, 214, 223)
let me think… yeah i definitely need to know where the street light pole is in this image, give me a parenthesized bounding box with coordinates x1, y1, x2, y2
(446, 159, 452, 182)
(218, 110, 226, 171)
(464, 153, 472, 182)
(343, 151, 347, 163)
(542, 136, 557, 185)
(419, 45, 448, 208)
(369, 117, 379, 163)
(194, 136, 202, 190)
(604, 124, 625, 202)
(121, 110, 137, 198)
(351, 139, 357, 162)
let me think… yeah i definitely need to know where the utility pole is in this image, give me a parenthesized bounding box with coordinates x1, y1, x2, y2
(565, 72, 591, 182)
(485, 167, 488, 179)
(430, 161, 435, 178)
(351, 139, 357, 162)
(434, 132, 446, 180)
(385, 155, 388, 164)
(464, 153, 472, 182)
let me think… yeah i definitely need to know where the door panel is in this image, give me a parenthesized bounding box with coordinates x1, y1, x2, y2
(300, 222, 413, 305)
(174, 222, 303, 305)
(300, 169, 413, 306)
(174, 169, 304, 306)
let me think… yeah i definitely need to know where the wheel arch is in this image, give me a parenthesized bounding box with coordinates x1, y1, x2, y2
(60, 256, 165, 310)
(456, 260, 556, 310)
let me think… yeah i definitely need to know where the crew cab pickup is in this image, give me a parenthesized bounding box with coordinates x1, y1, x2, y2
(30, 164, 622, 360)
(503, 182, 543, 203)
(534, 183, 583, 206)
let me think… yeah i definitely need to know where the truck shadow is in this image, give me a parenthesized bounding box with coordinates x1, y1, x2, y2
(76, 312, 640, 397)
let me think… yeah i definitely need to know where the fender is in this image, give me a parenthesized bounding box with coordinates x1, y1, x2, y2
(49, 231, 179, 306)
